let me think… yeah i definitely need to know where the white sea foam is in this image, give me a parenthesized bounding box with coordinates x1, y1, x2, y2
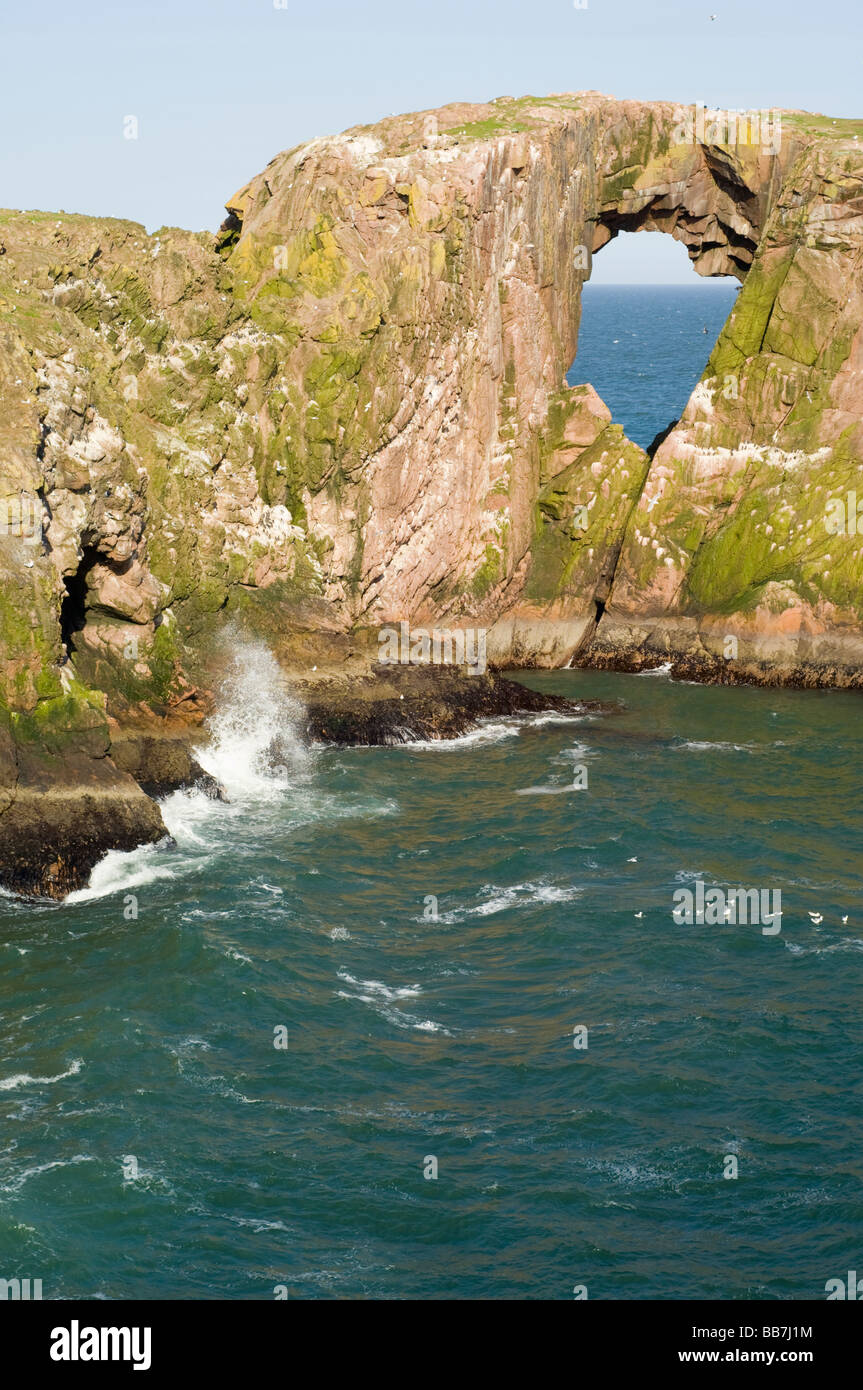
(334, 991, 450, 1033)
(675, 740, 757, 753)
(0, 1153, 96, 1195)
(557, 741, 595, 761)
(783, 936, 863, 957)
(517, 740, 595, 793)
(401, 720, 520, 751)
(335, 969, 449, 1033)
(0, 1058, 83, 1091)
(515, 783, 575, 795)
(195, 634, 308, 800)
(225, 1214, 290, 1233)
(517, 710, 592, 727)
(595, 1159, 681, 1190)
(66, 635, 311, 901)
(337, 970, 422, 1001)
(170, 1037, 263, 1104)
(66, 845, 180, 904)
(404, 707, 592, 751)
(635, 661, 673, 677)
(439, 880, 581, 923)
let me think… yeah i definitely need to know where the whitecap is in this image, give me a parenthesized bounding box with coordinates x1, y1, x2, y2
(783, 936, 863, 957)
(515, 784, 576, 795)
(225, 1214, 290, 1232)
(557, 742, 596, 761)
(401, 721, 520, 751)
(403, 709, 594, 750)
(516, 710, 593, 727)
(439, 880, 581, 923)
(335, 992, 450, 1034)
(335, 971, 450, 1034)
(65, 845, 179, 903)
(0, 1058, 83, 1091)
(336, 970, 421, 1001)
(0, 1153, 95, 1195)
(674, 740, 757, 753)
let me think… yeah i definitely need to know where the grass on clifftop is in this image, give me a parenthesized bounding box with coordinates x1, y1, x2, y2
(444, 95, 583, 143)
(783, 113, 863, 139)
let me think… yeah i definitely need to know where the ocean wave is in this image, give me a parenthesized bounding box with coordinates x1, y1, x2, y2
(402, 708, 590, 751)
(224, 1214, 290, 1233)
(401, 721, 521, 750)
(336, 970, 422, 1001)
(65, 845, 182, 904)
(335, 991, 450, 1034)
(168, 1034, 265, 1104)
(335, 970, 450, 1033)
(635, 662, 673, 677)
(783, 936, 863, 957)
(516, 710, 593, 727)
(194, 632, 310, 801)
(674, 740, 758, 753)
(121, 1165, 177, 1197)
(0, 1058, 83, 1092)
(0, 1153, 95, 1195)
(438, 880, 581, 923)
(517, 740, 596, 791)
(515, 783, 579, 795)
(584, 1155, 684, 1192)
(557, 741, 596, 761)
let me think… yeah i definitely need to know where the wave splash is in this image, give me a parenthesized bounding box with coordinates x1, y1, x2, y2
(194, 635, 309, 803)
(71, 637, 310, 903)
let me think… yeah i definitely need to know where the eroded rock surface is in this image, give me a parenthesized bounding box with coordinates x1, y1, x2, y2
(2, 93, 862, 890)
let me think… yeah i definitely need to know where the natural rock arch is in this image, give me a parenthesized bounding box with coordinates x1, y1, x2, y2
(2, 91, 862, 895)
(218, 95, 805, 671)
(0, 92, 861, 755)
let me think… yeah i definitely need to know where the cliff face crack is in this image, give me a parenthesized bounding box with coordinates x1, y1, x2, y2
(60, 546, 100, 657)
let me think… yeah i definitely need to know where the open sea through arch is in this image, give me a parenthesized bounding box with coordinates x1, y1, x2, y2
(568, 281, 740, 448)
(1, 287, 861, 1301)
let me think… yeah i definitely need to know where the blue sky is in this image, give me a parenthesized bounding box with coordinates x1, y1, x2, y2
(2, 0, 859, 282)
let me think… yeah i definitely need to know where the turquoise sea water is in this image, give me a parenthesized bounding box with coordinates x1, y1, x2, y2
(1, 661, 862, 1301)
(568, 282, 739, 448)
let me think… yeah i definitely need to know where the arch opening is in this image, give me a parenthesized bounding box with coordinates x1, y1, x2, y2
(567, 231, 739, 451)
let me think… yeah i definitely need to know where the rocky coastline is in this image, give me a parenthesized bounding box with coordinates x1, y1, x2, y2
(0, 666, 605, 900)
(2, 91, 863, 898)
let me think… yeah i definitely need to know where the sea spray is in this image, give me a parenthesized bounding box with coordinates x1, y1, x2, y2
(69, 636, 310, 902)
(193, 633, 309, 803)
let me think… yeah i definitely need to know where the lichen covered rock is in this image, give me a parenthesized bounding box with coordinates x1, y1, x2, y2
(3, 93, 863, 891)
